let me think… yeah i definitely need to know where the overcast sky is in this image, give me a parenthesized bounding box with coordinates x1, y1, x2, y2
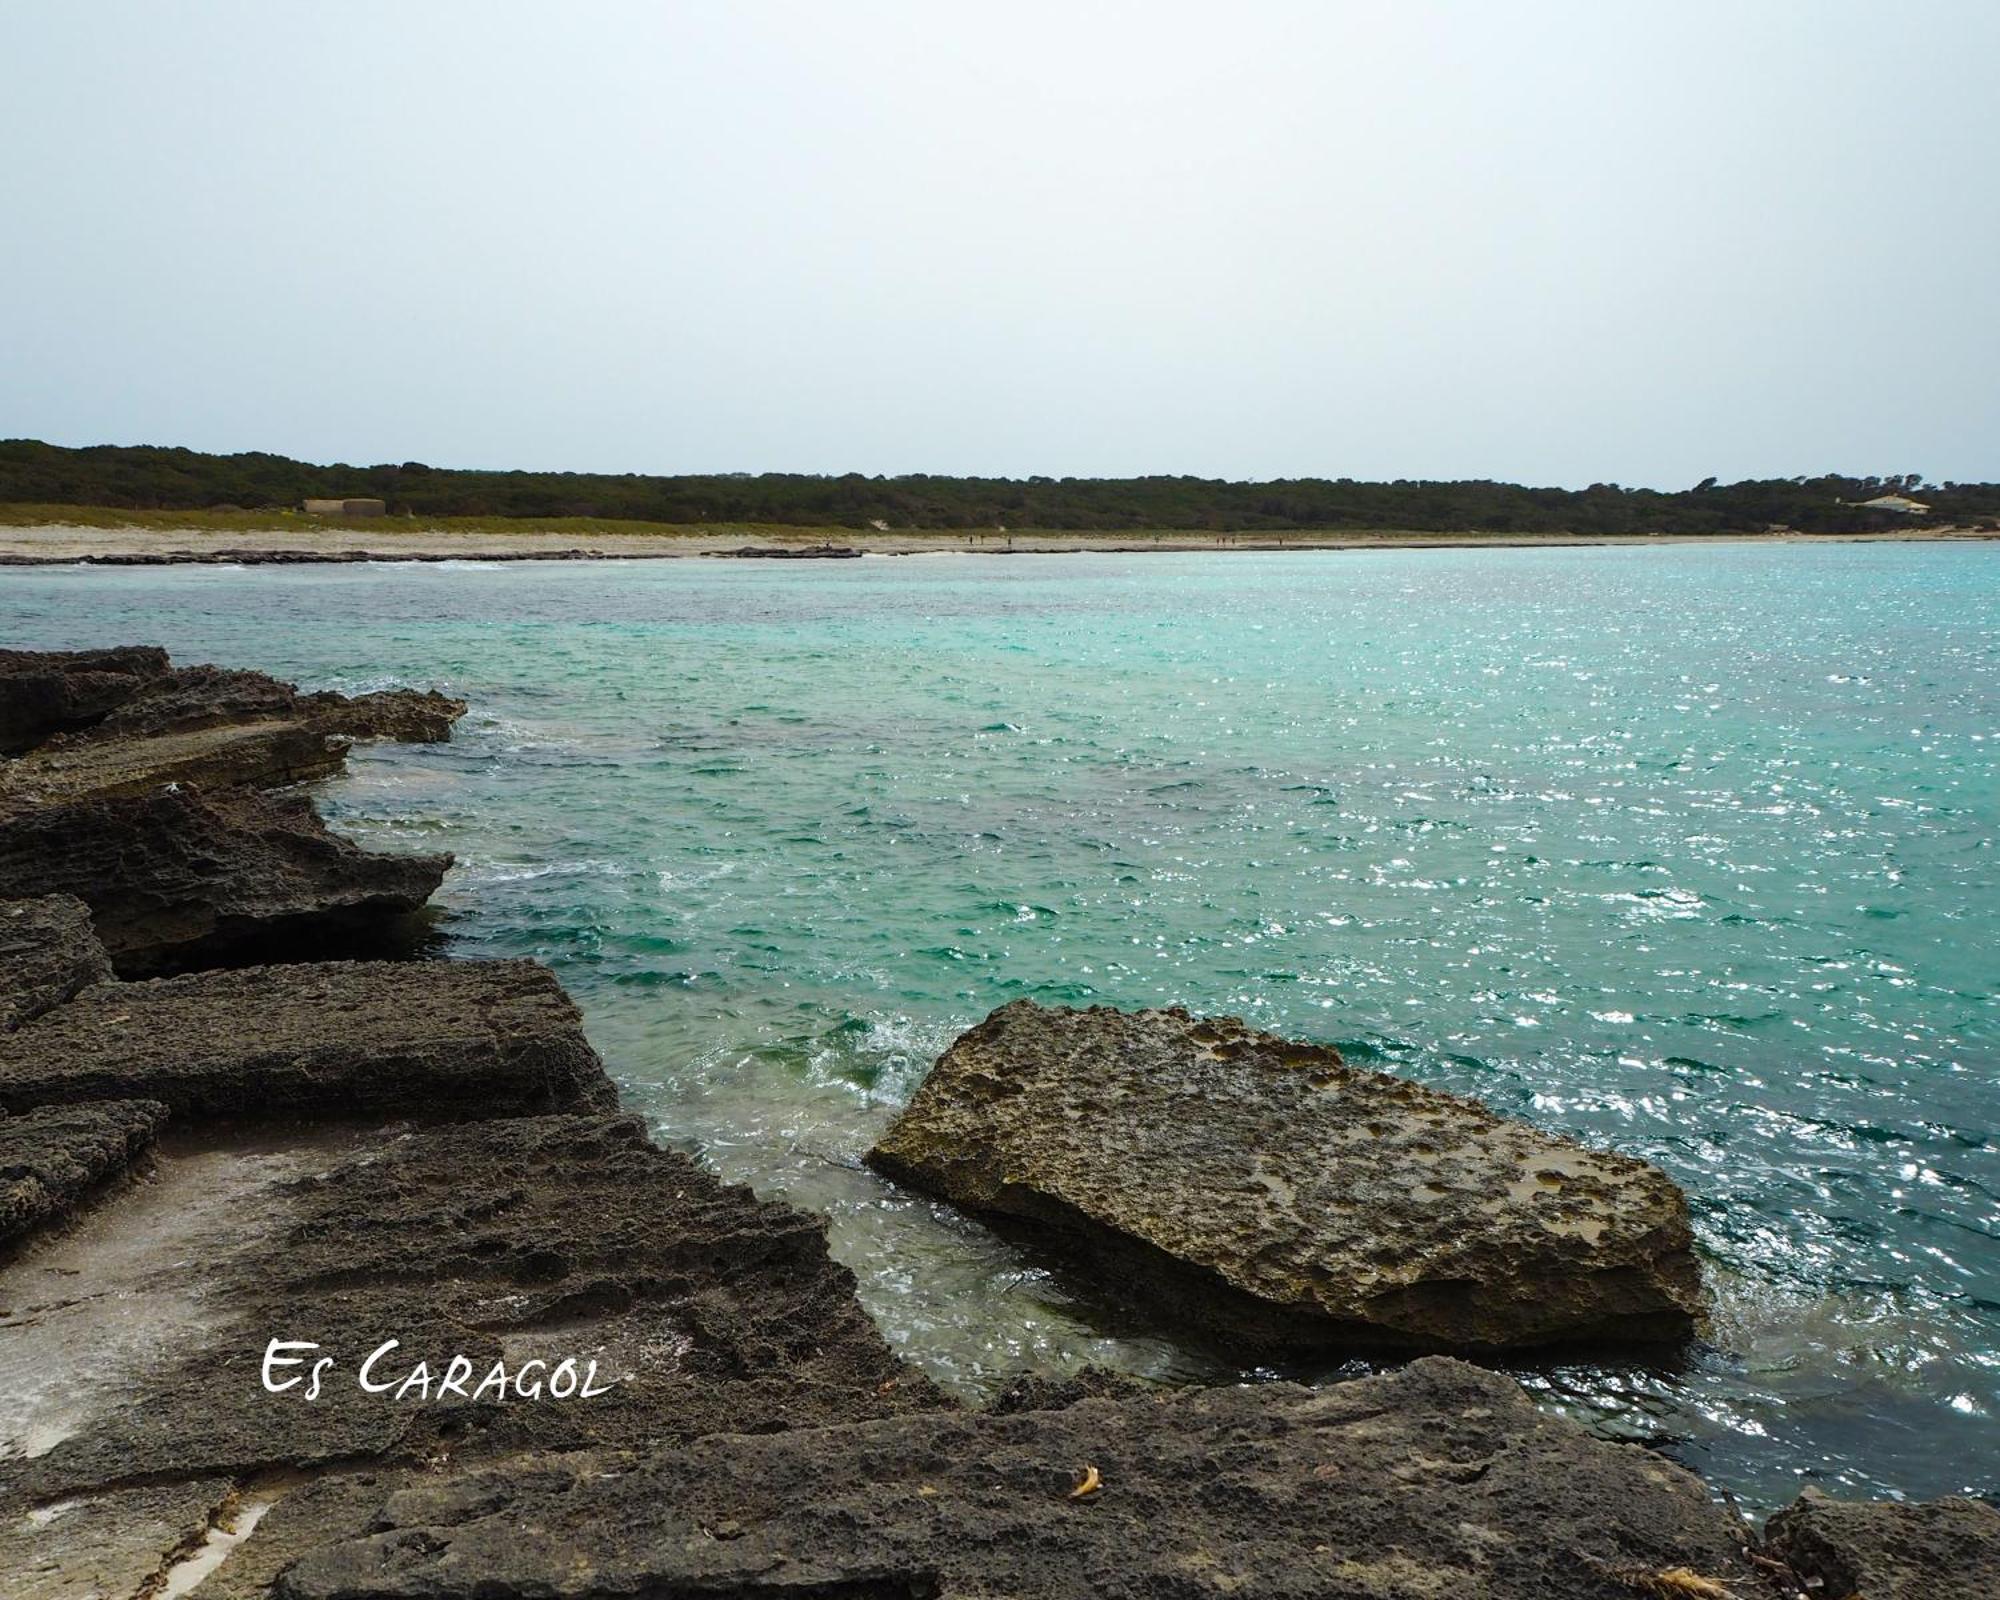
(3, 2, 1995, 487)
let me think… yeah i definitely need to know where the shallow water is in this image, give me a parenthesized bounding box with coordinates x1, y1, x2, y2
(6, 544, 1995, 1509)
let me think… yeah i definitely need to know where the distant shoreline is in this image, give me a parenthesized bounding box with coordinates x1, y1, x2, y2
(1, 521, 1994, 566)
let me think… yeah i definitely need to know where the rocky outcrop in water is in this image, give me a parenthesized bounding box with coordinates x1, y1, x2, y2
(2, 645, 1975, 1598)
(723, 543, 865, 558)
(0, 717, 349, 812)
(0, 957, 615, 1119)
(0, 648, 464, 968)
(0, 645, 170, 755)
(1763, 1488, 2000, 1600)
(275, 1357, 1764, 1600)
(869, 1000, 1706, 1352)
(302, 687, 467, 744)
(0, 648, 465, 752)
(0, 787, 450, 973)
(86, 663, 466, 746)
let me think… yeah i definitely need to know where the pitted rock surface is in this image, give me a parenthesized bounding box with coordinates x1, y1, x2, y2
(0, 649, 466, 819)
(3, 1113, 943, 1508)
(0, 959, 615, 1118)
(84, 664, 466, 746)
(0, 645, 171, 755)
(0, 894, 111, 1030)
(0, 718, 349, 814)
(301, 687, 466, 743)
(0, 1476, 236, 1600)
(869, 1000, 1705, 1351)
(276, 1358, 1760, 1600)
(1763, 1488, 2000, 1600)
(0, 786, 450, 973)
(0, 1098, 167, 1248)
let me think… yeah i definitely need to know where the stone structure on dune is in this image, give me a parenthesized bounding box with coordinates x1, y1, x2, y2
(0, 643, 1988, 1598)
(869, 999, 1706, 1351)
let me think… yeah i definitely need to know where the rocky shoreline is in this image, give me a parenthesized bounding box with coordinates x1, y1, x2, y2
(1, 645, 1991, 1598)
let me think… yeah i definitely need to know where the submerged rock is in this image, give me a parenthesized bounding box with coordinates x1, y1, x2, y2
(0, 958, 615, 1118)
(0, 894, 112, 1029)
(276, 1357, 1761, 1600)
(869, 1000, 1705, 1352)
(0, 645, 170, 755)
(1763, 1487, 2000, 1600)
(0, 1099, 167, 1249)
(0, 786, 451, 973)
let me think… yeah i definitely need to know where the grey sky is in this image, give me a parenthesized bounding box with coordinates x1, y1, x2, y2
(4, 1, 1995, 488)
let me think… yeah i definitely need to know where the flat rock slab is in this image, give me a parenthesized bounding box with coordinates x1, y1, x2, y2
(0, 719, 349, 815)
(2, 1112, 938, 1506)
(1763, 1488, 2000, 1600)
(0, 894, 111, 1030)
(0, 787, 451, 974)
(278, 1357, 1761, 1600)
(0, 1099, 167, 1249)
(0, 1475, 237, 1600)
(869, 1001, 1705, 1352)
(0, 959, 615, 1119)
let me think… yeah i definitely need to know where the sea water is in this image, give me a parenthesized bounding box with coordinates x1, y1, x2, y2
(6, 543, 1994, 1509)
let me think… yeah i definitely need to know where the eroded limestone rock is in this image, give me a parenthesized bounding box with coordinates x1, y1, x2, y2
(1763, 1487, 2000, 1600)
(869, 1000, 1706, 1352)
(0, 648, 465, 817)
(0, 1476, 236, 1600)
(85, 665, 466, 747)
(0, 959, 615, 1118)
(0, 719, 349, 814)
(0, 894, 111, 1029)
(0, 651, 468, 750)
(275, 1358, 1761, 1600)
(2, 1113, 941, 1508)
(0, 1099, 167, 1249)
(0, 787, 450, 974)
(301, 688, 467, 744)
(0, 645, 170, 756)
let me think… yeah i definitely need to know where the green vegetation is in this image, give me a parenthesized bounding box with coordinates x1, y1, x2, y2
(4, 440, 1995, 535)
(0, 502, 785, 540)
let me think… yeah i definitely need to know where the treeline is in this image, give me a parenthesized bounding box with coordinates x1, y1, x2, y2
(3, 439, 1996, 533)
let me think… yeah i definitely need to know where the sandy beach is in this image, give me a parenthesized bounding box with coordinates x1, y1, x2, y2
(0, 521, 1991, 564)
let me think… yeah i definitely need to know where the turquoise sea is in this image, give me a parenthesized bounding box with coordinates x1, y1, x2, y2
(6, 543, 1995, 1510)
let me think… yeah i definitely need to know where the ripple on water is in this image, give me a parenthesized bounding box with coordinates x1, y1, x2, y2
(7, 543, 1997, 1510)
